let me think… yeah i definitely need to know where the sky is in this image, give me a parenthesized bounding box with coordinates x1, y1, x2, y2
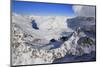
(12, 1, 75, 16)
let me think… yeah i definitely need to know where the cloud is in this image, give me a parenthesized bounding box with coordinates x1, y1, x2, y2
(72, 5, 95, 17)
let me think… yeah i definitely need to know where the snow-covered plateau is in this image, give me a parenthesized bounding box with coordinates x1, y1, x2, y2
(11, 13, 96, 66)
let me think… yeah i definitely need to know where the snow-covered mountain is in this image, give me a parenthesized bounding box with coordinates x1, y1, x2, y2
(67, 16, 95, 32)
(11, 13, 96, 65)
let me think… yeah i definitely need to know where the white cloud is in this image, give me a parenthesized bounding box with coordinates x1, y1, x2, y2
(72, 5, 95, 17)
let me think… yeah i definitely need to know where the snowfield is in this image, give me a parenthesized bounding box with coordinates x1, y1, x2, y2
(11, 13, 96, 66)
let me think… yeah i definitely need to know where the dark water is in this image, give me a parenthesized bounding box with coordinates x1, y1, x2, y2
(53, 52, 96, 63)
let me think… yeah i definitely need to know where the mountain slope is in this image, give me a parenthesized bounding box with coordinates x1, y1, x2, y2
(11, 14, 96, 65)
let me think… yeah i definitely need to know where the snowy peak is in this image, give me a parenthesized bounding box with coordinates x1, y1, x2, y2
(12, 13, 96, 65)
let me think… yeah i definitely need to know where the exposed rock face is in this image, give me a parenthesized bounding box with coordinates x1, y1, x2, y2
(11, 14, 96, 66)
(67, 16, 95, 32)
(31, 20, 39, 30)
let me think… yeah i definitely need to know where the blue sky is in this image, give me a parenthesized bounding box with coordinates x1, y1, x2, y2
(12, 1, 75, 16)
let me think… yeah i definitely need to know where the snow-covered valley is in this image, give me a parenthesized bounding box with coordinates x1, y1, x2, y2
(11, 13, 96, 66)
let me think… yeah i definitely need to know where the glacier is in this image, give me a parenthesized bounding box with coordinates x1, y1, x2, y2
(11, 13, 96, 65)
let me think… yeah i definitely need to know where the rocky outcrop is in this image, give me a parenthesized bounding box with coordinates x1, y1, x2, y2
(67, 16, 95, 32)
